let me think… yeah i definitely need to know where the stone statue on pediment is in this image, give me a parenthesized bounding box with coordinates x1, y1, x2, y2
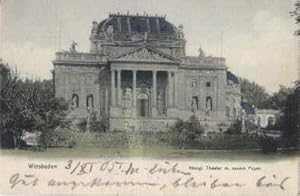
(152, 52, 161, 60)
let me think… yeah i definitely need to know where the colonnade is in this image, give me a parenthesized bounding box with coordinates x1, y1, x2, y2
(110, 69, 176, 116)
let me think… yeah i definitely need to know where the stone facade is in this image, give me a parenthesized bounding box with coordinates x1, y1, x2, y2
(255, 109, 280, 128)
(52, 13, 241, 132)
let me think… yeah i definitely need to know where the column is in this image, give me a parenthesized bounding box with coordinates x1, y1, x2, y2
(65, 74, 69, 101)
(111, 70, 115, 106)
(152, 70, 157, 116)
(174, 72, 177, 107)
(117, 69, 121, 107)
(132, 70, 137, 107)
(105, 87, 108, 114)
(168, 71, 172, 107)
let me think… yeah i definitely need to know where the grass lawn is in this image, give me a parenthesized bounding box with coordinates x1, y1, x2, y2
(0, 145, 298, 161)
(1, 132, 298, 161)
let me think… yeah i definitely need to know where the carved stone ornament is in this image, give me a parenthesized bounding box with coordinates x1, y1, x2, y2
(106, 25, 114, 37)
(116, 48, 174, 62)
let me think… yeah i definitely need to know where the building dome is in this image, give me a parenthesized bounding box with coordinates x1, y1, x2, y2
(97, 13, 176, 35)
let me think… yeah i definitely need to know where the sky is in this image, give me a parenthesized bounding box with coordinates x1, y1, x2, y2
(0, 0, 299, 93)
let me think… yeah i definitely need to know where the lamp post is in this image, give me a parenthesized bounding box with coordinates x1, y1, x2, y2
(241, 109, 246, 133)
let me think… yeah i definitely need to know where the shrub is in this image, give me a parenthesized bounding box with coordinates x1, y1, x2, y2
(225, 119, 258, 134)
(38, 129, 77, 149)
(77, 119, 87, 132)
(169, 115, 205, 148)
(225, 119, 242, 134)
(259, 136, 278, 154)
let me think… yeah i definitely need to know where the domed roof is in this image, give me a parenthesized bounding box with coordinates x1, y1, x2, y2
(226, 71, 239, 84)
(241, 101, 256, 115)
(97, 13, 176, 34)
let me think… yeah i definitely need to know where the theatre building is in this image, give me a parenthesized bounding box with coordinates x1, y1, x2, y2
(52, 13, 241, 132)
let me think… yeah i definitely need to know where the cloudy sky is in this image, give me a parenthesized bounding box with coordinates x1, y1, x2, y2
(0, 0, 299, 93)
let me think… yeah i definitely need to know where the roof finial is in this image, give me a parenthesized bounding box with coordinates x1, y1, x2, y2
(198, 47, 205, 57)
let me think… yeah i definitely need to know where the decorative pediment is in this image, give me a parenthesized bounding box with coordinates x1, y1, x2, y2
(110, 46, 180, 64)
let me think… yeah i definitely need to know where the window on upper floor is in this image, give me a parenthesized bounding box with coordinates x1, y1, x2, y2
(191, 79, 197, 88)
(206, 81, 211, 87)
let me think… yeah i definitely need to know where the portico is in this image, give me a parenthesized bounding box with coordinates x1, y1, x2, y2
(110, 68, 178, 118)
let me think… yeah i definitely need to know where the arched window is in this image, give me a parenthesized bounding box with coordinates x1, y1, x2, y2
(86, 94, 94, 110)
(71, 94, 79, 108)
(267, 116, 274, 127)
(206, 96, 213, 111)
(191, 96, 199, 112)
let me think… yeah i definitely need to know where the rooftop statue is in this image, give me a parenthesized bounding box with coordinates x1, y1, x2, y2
(69, 41, 78, 53)
(177, 24, 185, 40)
(198, 47, 205, 58)
(91, 21, 98, 36)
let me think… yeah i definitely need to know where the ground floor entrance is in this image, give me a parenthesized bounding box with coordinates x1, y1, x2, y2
(137, 93, 149, 117)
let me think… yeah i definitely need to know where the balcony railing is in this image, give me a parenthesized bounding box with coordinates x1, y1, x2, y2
(54, 52, 103, 62)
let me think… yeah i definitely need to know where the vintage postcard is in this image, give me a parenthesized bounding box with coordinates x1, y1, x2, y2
(0, 0, 299, 195)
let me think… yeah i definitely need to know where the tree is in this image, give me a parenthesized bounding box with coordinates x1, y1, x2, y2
(262, 86, 291, 110)
(283, 88, 300, 138)
(239, 78, 270, 108)
(290, 0, 300, 35)
(240, 77, 291, 110)
(0, 62, 69, 148)
(0, 63, 27, 145)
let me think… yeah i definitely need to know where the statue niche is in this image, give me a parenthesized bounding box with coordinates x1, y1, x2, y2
(87, 94, 94, 112)
(71, 94, 79, 109)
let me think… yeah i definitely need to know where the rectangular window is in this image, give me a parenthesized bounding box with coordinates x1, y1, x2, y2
(191, 79, 197, 88)
(206, 81, 211, 87)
